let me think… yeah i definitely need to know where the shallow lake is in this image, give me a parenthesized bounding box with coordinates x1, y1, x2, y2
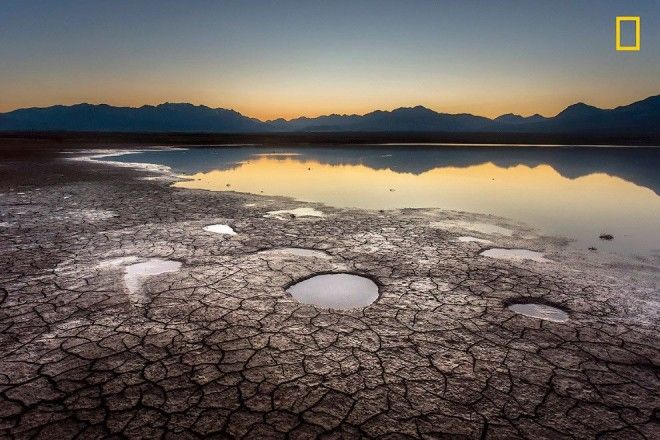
(110, 145, 660, 256)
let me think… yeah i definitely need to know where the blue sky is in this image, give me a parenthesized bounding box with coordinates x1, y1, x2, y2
(1, 0, 658, 118)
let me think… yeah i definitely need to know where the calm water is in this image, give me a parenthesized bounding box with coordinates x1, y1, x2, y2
(110, 146, 660, 257)
(286, 273, 379, 309)
(507, 302, 569, 323)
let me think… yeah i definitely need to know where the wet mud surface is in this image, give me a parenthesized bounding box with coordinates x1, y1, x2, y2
(0, 150, 658, 439)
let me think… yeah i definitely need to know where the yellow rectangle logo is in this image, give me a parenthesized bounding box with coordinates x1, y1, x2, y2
(616, 16, 640, 51)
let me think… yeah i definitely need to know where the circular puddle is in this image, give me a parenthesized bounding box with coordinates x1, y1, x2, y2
(507, 302, 569, 322)
(204, 224, 236, 235)
(99, 257, 182, 294)
(286, 273, 379, 309)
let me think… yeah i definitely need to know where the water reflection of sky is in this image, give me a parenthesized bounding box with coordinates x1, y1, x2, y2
(111, 146, 660, 256)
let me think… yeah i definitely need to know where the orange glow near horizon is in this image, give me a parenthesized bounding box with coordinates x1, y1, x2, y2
(0, 70, 656, 120)
(0, 90, 655, 120)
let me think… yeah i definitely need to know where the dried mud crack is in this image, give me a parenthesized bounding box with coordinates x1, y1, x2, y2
(0, 151, 658, 439)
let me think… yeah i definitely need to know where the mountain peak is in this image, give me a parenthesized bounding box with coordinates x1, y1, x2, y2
(494, 113, 547, 124)
(556, 102, 602, 118)
(566, 102, 597, 110)
(389, 105, 438, 116)
(157, 102, 196, 108)
(494, 113, 524, 123)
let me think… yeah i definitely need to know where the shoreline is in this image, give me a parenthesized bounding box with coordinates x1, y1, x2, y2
(67, 148, 183, 182)
(88, 146, 660, 260)
(2, 131, 660, 153)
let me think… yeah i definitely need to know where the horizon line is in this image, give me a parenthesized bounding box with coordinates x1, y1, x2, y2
(2, 93, 658, 122)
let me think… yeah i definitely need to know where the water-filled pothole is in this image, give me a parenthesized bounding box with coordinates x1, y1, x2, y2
(99, 257, 182, 294)
(265, 207, 325, 219)
(507, 302, 569, 322)
(204, 224, 236, 235)
(457, 236, 492, 244)
(480, 248, 551, 263)
(123, 259, 182, 293)
(286, 273, 378, 309)
(259, 247, 331, 259)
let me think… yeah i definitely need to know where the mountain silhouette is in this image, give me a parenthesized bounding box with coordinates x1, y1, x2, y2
(0, 103, 263, 133)
(509, 96, 660, 135)
(0, 95, 658, 136)
(494, 113, 547, 124)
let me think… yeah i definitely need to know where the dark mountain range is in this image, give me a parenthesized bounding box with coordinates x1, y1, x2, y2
(509, 96, 660, 135)
(0, 103, 263, 133)
(273, 106, 493, 132)
(0, 95, 658, 137)
(493, 113, 547, 124)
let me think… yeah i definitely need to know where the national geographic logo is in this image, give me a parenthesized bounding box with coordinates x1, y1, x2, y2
(616, 16, 640, 51)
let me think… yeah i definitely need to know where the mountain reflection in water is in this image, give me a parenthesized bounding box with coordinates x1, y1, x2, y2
(111, 146, 660, 256)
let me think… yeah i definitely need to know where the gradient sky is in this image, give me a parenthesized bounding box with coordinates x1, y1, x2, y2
(1, 0, 659, 119)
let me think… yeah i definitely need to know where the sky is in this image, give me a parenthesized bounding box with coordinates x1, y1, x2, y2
(1, 0, 659, 120)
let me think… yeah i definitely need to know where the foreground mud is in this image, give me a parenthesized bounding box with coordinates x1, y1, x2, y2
(0, 151, 658, 439)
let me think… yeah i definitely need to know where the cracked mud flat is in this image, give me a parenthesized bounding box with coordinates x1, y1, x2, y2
(0, 150, 659, 439)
